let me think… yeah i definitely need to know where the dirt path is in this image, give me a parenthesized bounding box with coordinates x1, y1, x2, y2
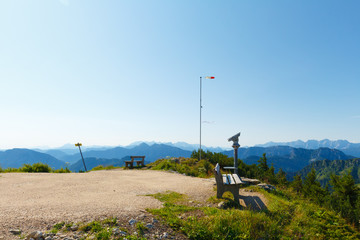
(0, 169, 268, 239)
(0, 169, 214, 239)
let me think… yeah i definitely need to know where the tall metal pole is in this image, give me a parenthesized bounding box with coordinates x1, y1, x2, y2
(199, 76, 202, 161)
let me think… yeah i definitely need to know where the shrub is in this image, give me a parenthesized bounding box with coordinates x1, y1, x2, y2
(21, 163, 51, 173)
(91, 165, 119, 171)
(149, 158, 215, 178)
(53, 167, 71, 173)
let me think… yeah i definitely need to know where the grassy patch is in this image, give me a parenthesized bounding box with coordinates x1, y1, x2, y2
(49, 218, 151, 240)
(147, 190, 360, 240)
(147, 191, 186, 204)
(91, 165, 121, 171)
(136, 222, 148, 236)
(148, 158, 214, 178)
(50, 221, 65, 234)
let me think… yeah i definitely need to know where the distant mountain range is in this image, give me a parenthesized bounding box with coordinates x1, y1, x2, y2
(0, 143, 192, 171)
(125, 141, 226, 152)
(223, 146, 353, 173)
(69, 157, 129, 172)
(0, 140, 358, 174)
(255, 139, 360, 157)
(58, 143, 192, 164)
(0, 149, 65, 169)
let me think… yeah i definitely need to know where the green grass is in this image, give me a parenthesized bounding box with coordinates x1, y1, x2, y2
(50, 218, 150, 240)
(136, 222, 148, 236)
(147, 190, 360, 240)
(50, 221, 65, 234)
(147, 191, 186, 204)
(148, 158, 214, 178)
(91, 165, 121, 171)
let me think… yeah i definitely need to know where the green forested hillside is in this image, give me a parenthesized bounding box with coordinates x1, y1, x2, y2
(297, 158, 360, 186)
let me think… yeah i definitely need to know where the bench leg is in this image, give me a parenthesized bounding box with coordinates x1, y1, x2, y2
(217, 185, 224, 199)
(231, 187, 240, 204)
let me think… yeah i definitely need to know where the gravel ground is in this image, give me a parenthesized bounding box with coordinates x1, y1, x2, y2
(0, 169, 215, 239)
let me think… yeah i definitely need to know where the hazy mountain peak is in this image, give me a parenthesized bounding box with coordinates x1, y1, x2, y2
(255, 139, 359, 150)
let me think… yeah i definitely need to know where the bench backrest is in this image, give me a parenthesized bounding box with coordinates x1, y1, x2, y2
(214, 163, 223, 185)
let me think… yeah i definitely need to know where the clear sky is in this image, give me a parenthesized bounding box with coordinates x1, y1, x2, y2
(0, 0, 359, 149)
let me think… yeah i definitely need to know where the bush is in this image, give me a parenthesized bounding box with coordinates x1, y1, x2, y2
(53, 167, 71, 173)
(0, 163, 71, 173)
(149, 158, 215, 178)
(20, 163, 51, 173)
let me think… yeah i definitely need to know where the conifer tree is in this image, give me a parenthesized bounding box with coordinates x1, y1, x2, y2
(258, 153, 269, 172)
(303, 168, 327, 203)
(276, 168, 288, 186)
(291, 174, 303, 193)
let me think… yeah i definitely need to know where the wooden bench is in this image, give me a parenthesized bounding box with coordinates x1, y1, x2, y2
(125, 156, 145, 168)
(213, 163, 244, 204)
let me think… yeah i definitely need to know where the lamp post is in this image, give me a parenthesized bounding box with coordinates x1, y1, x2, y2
(199, 76, 215, 161)
(75, 142, 87, 172)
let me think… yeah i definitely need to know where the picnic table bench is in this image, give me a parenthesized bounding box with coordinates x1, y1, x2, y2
(213, 163, 244, 203)
(125, 156, 145, 168)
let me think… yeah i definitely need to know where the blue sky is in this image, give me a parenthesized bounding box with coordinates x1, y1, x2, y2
(0, 0, 359, 149)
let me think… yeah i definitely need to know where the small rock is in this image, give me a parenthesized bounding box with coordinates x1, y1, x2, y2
(145, 223, 154, 228)
(152, 218, 158, 223)
(138, 213, 146, 219)
(27, 231, 43, 240)
(9, 229, 21, 235)
(70, 225, 78, 231)
(218, 201, 225, 209)
(45, 237, 52, 240)
(160, 232, 169, 239)
(120, 231, 127, 236)
(129, 219, 137, 225)
(113, 228, 120, 235)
